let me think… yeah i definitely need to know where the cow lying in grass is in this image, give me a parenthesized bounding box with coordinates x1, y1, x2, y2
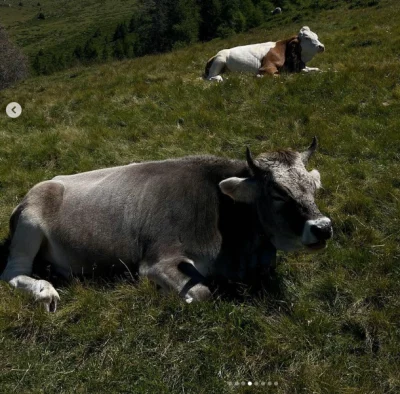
(204, 26, 325, 81)
(1, 138, 332, 311)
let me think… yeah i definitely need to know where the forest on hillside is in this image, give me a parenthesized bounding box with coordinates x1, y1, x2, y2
(30, 0, 379, 75)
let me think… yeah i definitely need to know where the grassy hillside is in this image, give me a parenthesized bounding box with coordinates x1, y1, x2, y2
(1, 0, 383, 76)
(1, 0, 138, 55)
(1, 0, 400, 393)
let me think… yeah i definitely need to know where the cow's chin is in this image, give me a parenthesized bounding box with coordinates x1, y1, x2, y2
(271, 235, 327, 253)
(270, 235, 304, 252)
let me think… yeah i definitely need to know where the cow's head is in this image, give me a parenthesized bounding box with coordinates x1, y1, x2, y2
(298, 26, 325, 63)
(219, 138, 332, 252)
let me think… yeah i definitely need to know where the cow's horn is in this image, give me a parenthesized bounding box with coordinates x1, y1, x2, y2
(246, 147, 263, 177)
(301, 136, 318, 165)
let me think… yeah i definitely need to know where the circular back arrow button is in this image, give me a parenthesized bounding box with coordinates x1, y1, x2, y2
(6, 102, 22, 118)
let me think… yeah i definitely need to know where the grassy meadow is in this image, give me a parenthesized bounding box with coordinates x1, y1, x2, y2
(1, 0, 400, 392)
(1, 0, 138, 55)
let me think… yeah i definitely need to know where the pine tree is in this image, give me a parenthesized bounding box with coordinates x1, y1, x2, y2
(73, 45, 83, 60)
(129, 15, 136, 33)
(113, 23, 128, 41)
(101, 45, 109, 61)
(83, 39, 98, 61)
(113, 40, 125, 60)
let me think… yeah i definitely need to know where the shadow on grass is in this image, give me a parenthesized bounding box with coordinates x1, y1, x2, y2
(0, 238, 287, 310)
(208, 265, 288, 309)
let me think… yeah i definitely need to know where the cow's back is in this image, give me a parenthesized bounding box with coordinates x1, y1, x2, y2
(25, 157, 246, 276)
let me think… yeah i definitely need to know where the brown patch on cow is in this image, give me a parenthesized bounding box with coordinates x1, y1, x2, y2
(259, 36, 305, 75)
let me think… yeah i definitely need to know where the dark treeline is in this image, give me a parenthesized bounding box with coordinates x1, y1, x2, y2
(31, 0, 379, 75)
(31, 0, 290, 74)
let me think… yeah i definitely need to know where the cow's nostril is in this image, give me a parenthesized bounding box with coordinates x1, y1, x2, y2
(310, 224, 332, 240)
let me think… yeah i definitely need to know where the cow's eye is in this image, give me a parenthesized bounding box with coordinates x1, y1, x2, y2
(271, 194, 287, 203)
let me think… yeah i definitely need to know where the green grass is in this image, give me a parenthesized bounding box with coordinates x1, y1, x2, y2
(1, 0, 400, 392)
(1, 0, 138, 55)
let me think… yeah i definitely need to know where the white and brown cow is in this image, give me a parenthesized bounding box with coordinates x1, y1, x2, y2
(204, 26, 325, 81)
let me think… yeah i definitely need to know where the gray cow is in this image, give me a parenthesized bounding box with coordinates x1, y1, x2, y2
(1, 138, 332, 311)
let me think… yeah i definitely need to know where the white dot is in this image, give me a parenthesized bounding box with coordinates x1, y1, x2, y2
(241, 382, 246, 386)
(261, 381, 266, 386)
(235, 382, 239, 386)
(254, 381, 259, 386)
(274, 381, 279, 386)
(268, 381, 273, 386)
(248, 381, 252, 386)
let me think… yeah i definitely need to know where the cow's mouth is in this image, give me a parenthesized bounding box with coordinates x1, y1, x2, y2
(305, 240, 327, 251)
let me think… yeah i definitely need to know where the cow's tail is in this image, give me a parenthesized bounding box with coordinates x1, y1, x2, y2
(0, 237, 11, 277)
(204, 55, 216, 79)
(0, 203, 25, 277)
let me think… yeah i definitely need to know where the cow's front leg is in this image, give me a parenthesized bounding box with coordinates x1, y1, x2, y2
(1, 215, 60, 312)
(144, 257, 212, 303)
(258, 62, 279, 77)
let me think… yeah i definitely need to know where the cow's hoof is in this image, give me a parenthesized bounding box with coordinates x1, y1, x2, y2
(35, 280, 60, 312)
(208, 76, 223, 82)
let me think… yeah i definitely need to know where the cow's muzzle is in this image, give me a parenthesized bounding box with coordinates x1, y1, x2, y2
(318, 44, 325, 53)
(302, 217, 332, 251)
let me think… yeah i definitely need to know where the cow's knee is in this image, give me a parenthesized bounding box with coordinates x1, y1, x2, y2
(145, 257, 211, 302)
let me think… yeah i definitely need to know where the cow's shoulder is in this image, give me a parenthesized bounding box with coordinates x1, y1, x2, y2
(259, 36, 304, 73)
(260, 38, 290, 68)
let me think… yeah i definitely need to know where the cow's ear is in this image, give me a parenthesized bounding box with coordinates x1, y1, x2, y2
(309, 169, 321, 189)
(299, 26, 310, 36)
(219, 177, 259, 203)
(289, 37, 300, 49)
